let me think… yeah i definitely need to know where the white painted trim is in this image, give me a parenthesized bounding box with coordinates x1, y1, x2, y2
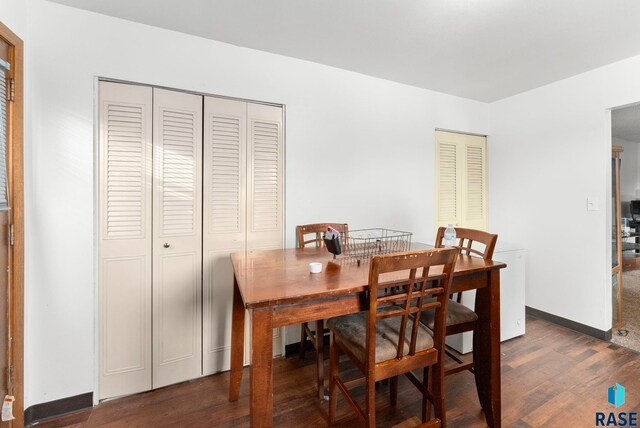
(605, 108, 614, 330)
(97, 77, 284, 110)
(92, 76, 100, 406)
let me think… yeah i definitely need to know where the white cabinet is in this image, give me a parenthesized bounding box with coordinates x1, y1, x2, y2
(498, 246, 527, 342)
(446, 243, 527, 354)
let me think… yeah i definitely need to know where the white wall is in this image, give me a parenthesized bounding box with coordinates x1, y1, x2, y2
(24, 0, 640, 412)
(0, 0, 27, 40)
(25, 0, 488, 407)
(489, 54, 640, 333)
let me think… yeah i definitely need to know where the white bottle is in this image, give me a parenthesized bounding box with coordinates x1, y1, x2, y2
(443, 224, 456, 248)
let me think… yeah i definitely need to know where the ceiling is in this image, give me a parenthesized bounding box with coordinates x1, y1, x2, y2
(47, 0, 640, 102)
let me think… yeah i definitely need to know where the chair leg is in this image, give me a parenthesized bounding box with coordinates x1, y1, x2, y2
(328, 332, 338, 426)
(366, 370, 376, 428)
(422, 367, 431, 423)
(315, 320, 325, 400)
(300, 322, 307, 360)
(431, 361, 446, 428)
(390, 376, 398, 406)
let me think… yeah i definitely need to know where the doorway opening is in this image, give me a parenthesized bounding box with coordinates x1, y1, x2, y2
(611, 103, 640, 352)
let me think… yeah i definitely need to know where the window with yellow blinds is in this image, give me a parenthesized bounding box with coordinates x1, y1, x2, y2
(435, 130, 487, 231)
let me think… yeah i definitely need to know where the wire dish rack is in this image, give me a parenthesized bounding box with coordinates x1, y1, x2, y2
(340, 228, 412, 263)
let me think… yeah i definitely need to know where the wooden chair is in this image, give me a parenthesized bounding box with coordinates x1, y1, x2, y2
(327, 248, 458, 427)
(420, 227, 497, 377)
(296, 223, 349, 399)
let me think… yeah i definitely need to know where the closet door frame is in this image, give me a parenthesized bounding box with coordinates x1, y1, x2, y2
(95, 78, 286, 399)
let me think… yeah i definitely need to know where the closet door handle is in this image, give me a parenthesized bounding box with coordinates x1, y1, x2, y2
(163, 243, 170, 248)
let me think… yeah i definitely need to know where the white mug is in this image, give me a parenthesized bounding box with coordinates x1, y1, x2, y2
(308, 262, 322, 274)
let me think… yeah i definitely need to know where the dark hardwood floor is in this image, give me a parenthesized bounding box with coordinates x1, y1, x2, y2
(33, 315, 640, 427)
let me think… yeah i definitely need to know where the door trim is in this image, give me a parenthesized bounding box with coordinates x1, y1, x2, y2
(0, 20, 24, 428)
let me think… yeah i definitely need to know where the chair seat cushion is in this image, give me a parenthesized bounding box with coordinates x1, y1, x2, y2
(327, 310, 434, 364)
(420, 298, 478, 329)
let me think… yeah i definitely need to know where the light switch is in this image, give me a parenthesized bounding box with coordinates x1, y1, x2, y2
(587, 197, 599, 211)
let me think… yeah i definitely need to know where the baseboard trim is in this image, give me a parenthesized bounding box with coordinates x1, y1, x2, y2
(24, 392, 93, 426)
(526, 306, 612, 341)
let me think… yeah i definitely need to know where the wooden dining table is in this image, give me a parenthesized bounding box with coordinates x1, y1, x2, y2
(228, 244, 506, 428)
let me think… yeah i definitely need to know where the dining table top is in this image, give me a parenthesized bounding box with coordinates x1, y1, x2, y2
(230, 244, 507, 309)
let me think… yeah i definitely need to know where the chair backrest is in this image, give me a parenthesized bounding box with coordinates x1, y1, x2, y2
(366, 248, 458, 365)
(434, 227, 497, 260)
(296, 223, 349, 249)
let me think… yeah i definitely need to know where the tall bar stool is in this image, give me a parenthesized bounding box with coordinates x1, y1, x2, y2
(327, 248, 458, 427)
(420, 227, 497, 396)
(295, 223, 349, 399)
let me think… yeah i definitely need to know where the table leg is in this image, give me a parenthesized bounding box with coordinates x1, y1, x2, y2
(473, 269, 501, 428)
(315, 319, 325, 400)
(229, 276, 245, 402)
(251, 308, 274, 427)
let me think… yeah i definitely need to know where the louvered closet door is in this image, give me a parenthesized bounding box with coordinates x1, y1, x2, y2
(98, 82, 153, 399)
(202, 100, 284, 372)
(461, 138, 487, 230)
(202, 97, 246, 374)
(247, 103, 285, 358)
(152, 88, 203, 388)
(246, 103, 284, 251)
(436, 132, 460, 228)
(435, 130, 487, 230)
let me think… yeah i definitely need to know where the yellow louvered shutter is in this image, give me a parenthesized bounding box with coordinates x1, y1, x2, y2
(437, 142, 458, 226)
(463, 143, 487, 229)
(435, 130, 487, 231)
